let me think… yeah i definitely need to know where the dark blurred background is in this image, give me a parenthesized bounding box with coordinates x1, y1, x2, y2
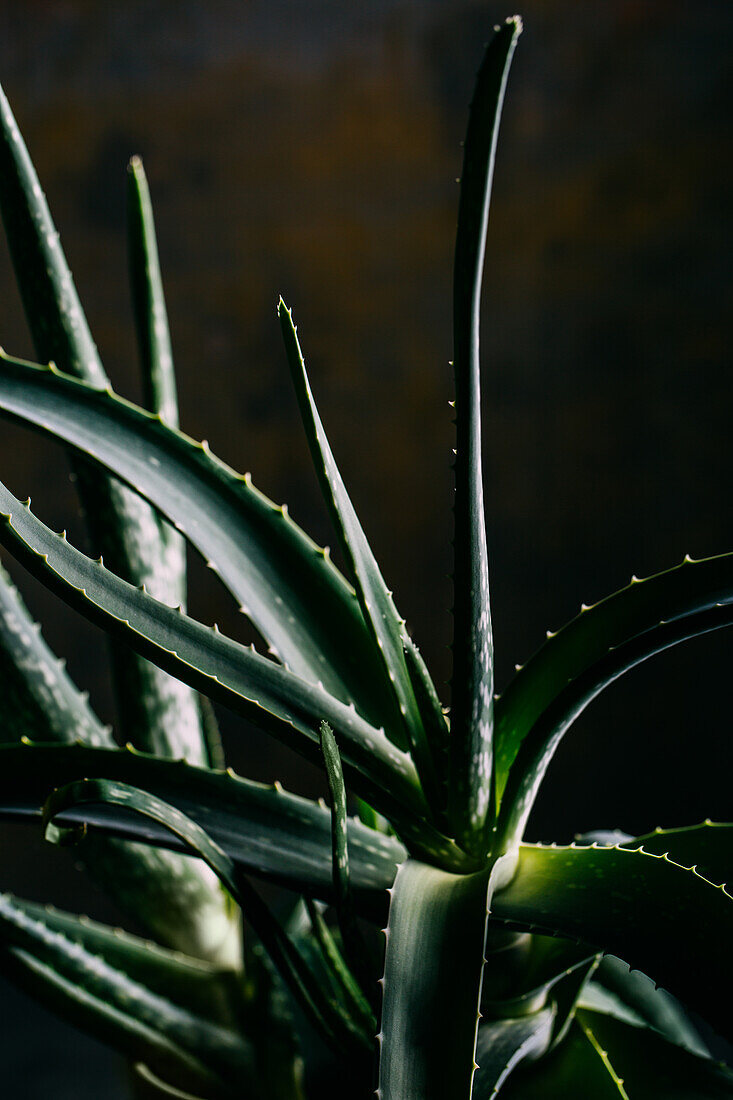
(0, 1, 730, 1094)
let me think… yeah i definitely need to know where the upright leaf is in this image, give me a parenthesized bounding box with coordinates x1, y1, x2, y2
(449, 18, 522, 851)
(377, 854, 515, 1100)
(279, 301, 445, 797)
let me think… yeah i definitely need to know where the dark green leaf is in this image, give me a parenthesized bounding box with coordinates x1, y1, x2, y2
(473, 1008, 554, 1098)
(492, 841, 733, 1036)
(0, 349, 402, 734)
(449, 17, 521, 852)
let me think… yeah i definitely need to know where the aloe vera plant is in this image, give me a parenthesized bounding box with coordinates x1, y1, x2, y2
(0, 14, 730, 1098)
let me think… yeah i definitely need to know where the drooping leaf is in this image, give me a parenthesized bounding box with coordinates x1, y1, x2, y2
(43, 779, 374, 1065)
(473, 1008, 554, 1098)
(0, 349, 402, 734)
(494, 556, 733, 849)
(0, 741, 405, 914)
(491, 841, 733, 1036)
(279, 301, 444, 798)
(448, 17, 522, 853)
(0, 892, 253, 1097)
(0, 484, 435, 837)
(377, 854, 515, 1100)
(575, 1009, 733, 1098)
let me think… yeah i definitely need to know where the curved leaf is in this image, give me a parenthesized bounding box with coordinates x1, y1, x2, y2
(0, 484, 434, 835)
(0, 563, 237, 963)
(500, 1017, 629, 1098)
(492, 841, 733, 1036)
(0, 741, 405, 914)
(449, 17, 521, 851)
(622, 821, 732, 887)
(494, 554, 733, 847)
(279, 301, 444, 797)
(377, 854, 515, 1100)
(576, 1009, 733, 1098)
(0, 80, 209, 771)
(0, 350, 401, 734)
(473, 1008, 554, 1098)
(582, 957, 708, 1058)
(0, 892, 252, 1096)
(43, 779, 374, 1065)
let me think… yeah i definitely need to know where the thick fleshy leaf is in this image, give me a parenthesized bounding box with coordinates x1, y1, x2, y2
(473, 1008, 554, 1098)
(0, 350, 401, 735)
(621, 821, 732, 888)
(0, 79, 208, 771)
(0, 563, 236, 963)
(491, 841, 733, 1036)
(0, 741, 405, 914)
(448, 17, 521, 851)
(0, 892, 252, 1096)
(279, 301, 445, 797)
(500, 1017, 629, 1098)
(576, 1009, 733, 1098)
(494, 555, 733, 849)
(0, 485, 434, 836)
(126, 156, 179, 430)
(580, 958, 708, 1058)
(43, 779, 374, 1064)
(481, 931, 596, 1020)
(377, 854, 515, 1100)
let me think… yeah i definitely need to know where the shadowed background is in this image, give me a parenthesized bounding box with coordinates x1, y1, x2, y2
(0, 2, 730, 1094)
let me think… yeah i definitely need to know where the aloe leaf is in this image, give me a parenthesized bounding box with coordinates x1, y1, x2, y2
(586, 955, 709, 1057)
(0, 892, 253, 1096)
(449, 17, 521, 851)
(318, 720, 373, 993)
(621, 821, 732, 887)
(491, 841, 733, 1035)
(481, 932, 596, 1019)
(473, 1007, 554, 1098)
(0, 486, 432, 823)
(0, 560, 111, 747)
(0, 350, 401, 734)
(0, 81, 209, 771)
(494, 555, 733, 849)
(43, 779, 374, 1064)
(279, 301, 444, 794)
(0, 893, 231, 1023)
(126, 156, 179, 430)
(377, 854, 515, 1100)
(499, 1017, 629, 1098)
(0, 741, 405, 912)
(575, 1009, 733, 1098)
(0, 563, 237, 962)
(303, 899, 375, 1032)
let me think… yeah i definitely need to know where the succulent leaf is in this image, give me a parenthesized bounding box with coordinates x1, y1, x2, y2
(0, 892, 253, 1097)
(43, 778, 374, 1064)
(0, 482, 431, 829)
(494, 556, 733, 849)
(279, 301, 444, 796)
(499, 1016, 630, 1098)
(448, 17, 521, 851)
(377, 854, 515, 1100)
(0, 349, 402, 734)
(473, 1008, 555, 1098)
(491, 840, 733, 1035)
(0, 741, 405, 913)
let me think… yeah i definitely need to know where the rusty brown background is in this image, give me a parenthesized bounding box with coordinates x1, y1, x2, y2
(0, 2, 730, 1092)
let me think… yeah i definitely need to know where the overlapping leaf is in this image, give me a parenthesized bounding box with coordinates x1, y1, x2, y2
(0, 349, 402, 735)
(491, 840, 733, 1035)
